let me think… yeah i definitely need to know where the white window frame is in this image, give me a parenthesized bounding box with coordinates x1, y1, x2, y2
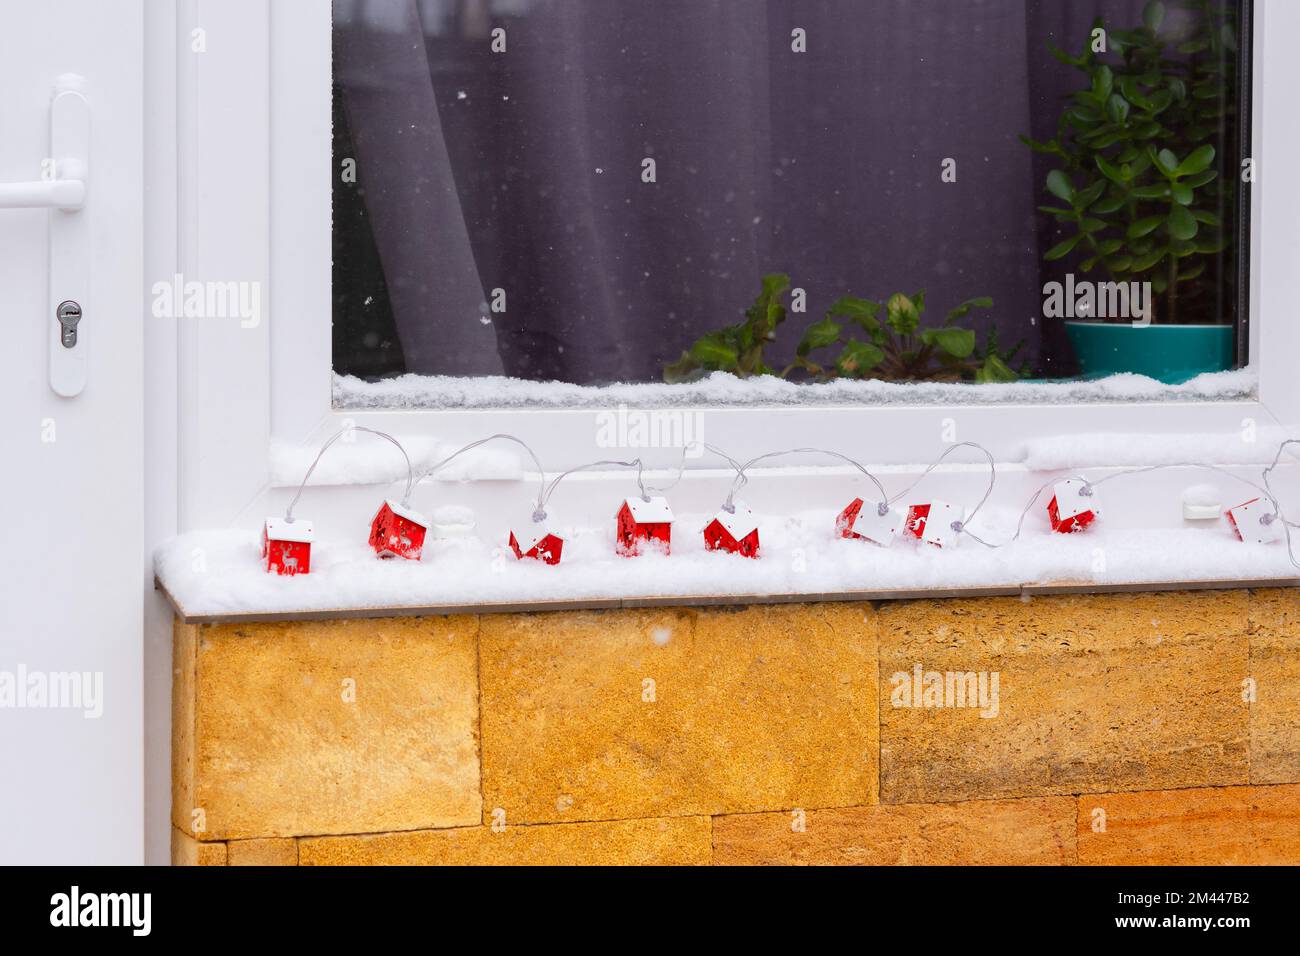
(174, 0, 1297, 533)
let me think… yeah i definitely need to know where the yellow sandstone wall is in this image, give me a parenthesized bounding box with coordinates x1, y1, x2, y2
(171, 590, 1300, 865)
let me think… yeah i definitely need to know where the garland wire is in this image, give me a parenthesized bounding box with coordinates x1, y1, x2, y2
(288, 428, 1300, 569)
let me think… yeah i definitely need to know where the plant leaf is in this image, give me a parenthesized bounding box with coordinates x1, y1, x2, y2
(1147, 90, 1175, 115)
(976, 354, 1020, 384)
(662, 351, 702, 384)
(1117, 76, 1153, 110)
(946, 296, 994, 322)
(1095, 156, 1127, 185)
(1177, 145, 1216, 176)
(1168, 203, 1198, 241)
(1075, 179, 1107, 209)
(1152, 148, 1179, 176)
(1143, 0, 1165, 33)
(1105, 94, 1131, 124)
(835, 340, 885, 378)
(1044, 234, 1083, 260)
(884, 292, 921, 336)
(1020, 134, 1060, 154)
(796, 316, 841, 356)
(1131, 247, 1168, 271)
(1046, 170, 1075, 202)
(826, 296, 881, 332)
(920, 327, 976, 359)
(689, 334, 739, 371)
(743, 272, 790, 337)
(1091, 65, 1114, 101)
(1048, 41, 1083, 68)
(1127, 215, 1165, 239)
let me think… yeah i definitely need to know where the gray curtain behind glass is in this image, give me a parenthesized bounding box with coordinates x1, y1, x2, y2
(335, 0, 1145, 383)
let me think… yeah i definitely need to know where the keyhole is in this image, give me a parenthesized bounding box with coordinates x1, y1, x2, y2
(57, 300, 81, 348)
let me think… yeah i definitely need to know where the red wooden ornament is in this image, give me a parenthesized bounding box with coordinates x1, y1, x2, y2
(1046, 478, 1099, 534)
(616, 496, 673, 556)
(1225, 497, 1282, 544)
(904, 500, 965, 548)
(703, 503, 759, 558)
(836, 498, 866, 538)
(262, 517, 312, 575)
(836, 497, 904, 546)
(509, 525, 565, 565)
(369, 499, 429, 560)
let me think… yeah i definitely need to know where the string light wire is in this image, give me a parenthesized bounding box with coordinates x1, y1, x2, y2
(542, 458, 645, 518)
(722, 446, 891, 514)
(415, 433, 548, 517)
(286, 428, 1300, 569)
(285, 425, 414, 522)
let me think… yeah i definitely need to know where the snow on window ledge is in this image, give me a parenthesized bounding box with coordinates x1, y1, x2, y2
(333, 368, 1258, 411)
(155, 507, 1298, 623)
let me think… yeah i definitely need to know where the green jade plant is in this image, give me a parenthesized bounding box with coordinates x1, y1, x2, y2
(1022, 0, 1236, 324)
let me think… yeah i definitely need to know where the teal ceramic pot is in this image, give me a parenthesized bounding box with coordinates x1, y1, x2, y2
(1064, 322, 1234, 384)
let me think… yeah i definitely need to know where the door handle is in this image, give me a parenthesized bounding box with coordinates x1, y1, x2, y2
(0, 74, 90, 396)
(0, 177, 86, 210)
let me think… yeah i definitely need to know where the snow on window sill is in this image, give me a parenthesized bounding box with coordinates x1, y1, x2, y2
(155, 514, 1298, 624)
(332, 368, 1257, 411)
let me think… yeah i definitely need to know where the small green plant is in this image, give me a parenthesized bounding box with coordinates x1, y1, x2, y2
(788, 291, 1021, 383)
(1022, 0, 1237, 323)
(663, 273, 791, 383)
(663, 274, 1023, 384)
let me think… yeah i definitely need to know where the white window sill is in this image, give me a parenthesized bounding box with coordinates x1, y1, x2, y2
(168, 424, 1300, 623)
(155, 513, 1299, 625)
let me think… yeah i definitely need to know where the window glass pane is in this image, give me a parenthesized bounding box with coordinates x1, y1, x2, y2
(332, 0, 1249, 397)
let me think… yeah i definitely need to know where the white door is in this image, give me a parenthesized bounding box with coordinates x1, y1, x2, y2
(0, 0, 143, 864)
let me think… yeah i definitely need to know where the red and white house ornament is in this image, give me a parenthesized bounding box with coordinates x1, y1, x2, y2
(836, 497, 906, 547)
(904, 501, 966, 548)
(1225, 497, 1283, 544)
(703, 502, 760, 558)
(1046, 478, 1100, 534)
(262, 517, 313, 575)
(369, 499, 429, 560)
(509, 522, 564, 565)
(616, 495, 673, 556)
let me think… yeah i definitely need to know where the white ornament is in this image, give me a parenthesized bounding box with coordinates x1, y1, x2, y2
(1225, 497, 1282, 544)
